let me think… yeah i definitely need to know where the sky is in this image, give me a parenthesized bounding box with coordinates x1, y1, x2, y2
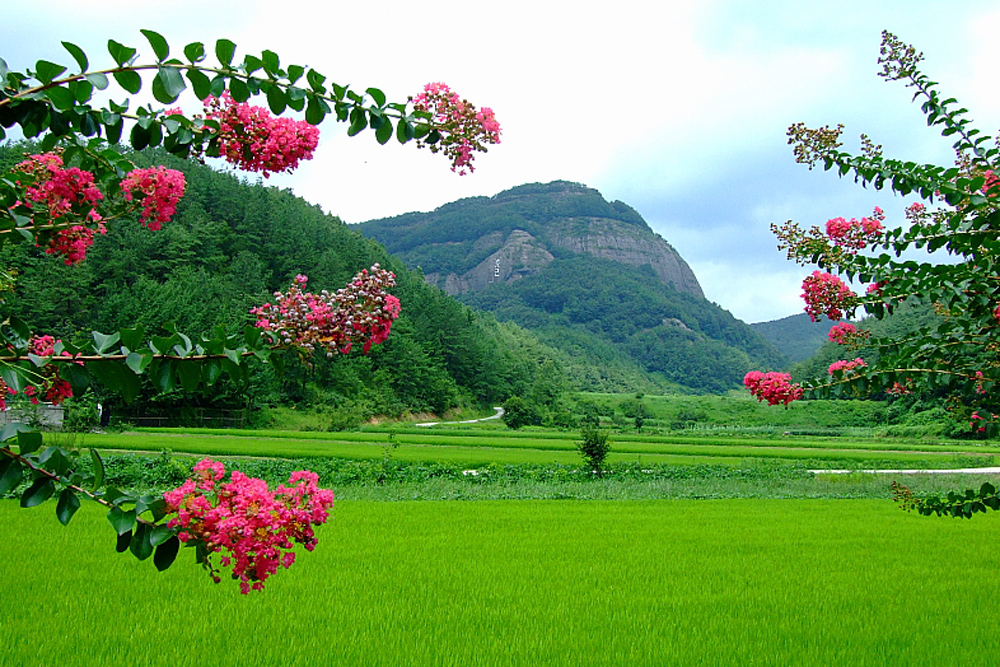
(3, 0, 1000, 323)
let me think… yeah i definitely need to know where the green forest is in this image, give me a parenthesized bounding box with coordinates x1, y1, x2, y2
(0, 143, 576, 425)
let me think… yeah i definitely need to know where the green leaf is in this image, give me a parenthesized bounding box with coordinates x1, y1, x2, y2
(116, 529, 132, 553)
(348, 108, 367, 136)
(228, 77, 250, 102)
(184, 41, 206, 63)
(261, 50, 280, 75)
(154, 535, 181, 571)
(107, 505, 137, 535)
(21, 478, 56, 508)
(113, 69, 142, 94)
(70, 79, 94, 104)
(34, 60, 67, 85)
(107, 40, 136, 66)
(89, 448, 105, 491)
(44, 85, 75, 111)
(396, 119, 415, 144)
(17, 431, 43, 456)
(215, 38, 236, 66)
(85, 72, 109, 90)
(376, 119, 393, 145)
(118, 325, 146, 351)
(149, 524, 175, 548)
(305, 96, 327, 125)
(56, 487, 81, 525)
(140, 29, 170, 62)
(125, 352, 152, 375)
(150, 361, 176, 393)
(287, 64, 304, 83)
(266, 85, 287, 115)
(92, 330, 121, 354)
(187, 69, 211, 100)
(61, 41, 89, 72)
(153, 66, 186, 104)
(0, 458, 23, 496)
(177, 361, 202, 392)
(130, 523, 154, 560)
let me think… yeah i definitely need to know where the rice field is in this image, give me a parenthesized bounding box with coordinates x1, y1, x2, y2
(73, 427, 1000, 469)
(3, 498, 1000, 666)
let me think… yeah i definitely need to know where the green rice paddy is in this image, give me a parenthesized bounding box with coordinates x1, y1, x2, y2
(73, 427, 1000, 469)
(3, 498, 999, 666)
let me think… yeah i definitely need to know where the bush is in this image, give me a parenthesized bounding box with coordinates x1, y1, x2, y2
(576, 425, 611, 474)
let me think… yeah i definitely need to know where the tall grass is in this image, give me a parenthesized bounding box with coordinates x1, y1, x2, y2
(3, 499, 1000, 666)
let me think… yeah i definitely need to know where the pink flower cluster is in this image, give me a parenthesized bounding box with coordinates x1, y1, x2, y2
(824, 207, 885, 249)
(163, 459, 335, 594)
(828, 358, 866, 375)
(0, 378, 15, 412)
(983, 170, 999, 197)
(120, 166, 186, 230)
(412, 82, 501, 175)
(827, 321, 857, 344)
(13, 335, 75, 406)
(46, 224, 104, 266)
(251, 264, 400, 357)
(203, 92, 320, 177)
(744, 371, 803, 406)
(14, 152, 104, 223)
(801, 270, 856, 321)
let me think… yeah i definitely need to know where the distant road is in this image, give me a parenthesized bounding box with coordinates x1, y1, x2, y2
(415, 406, 504, 427)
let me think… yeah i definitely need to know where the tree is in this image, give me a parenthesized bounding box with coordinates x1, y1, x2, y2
(0, 30, 500, 590)
(745, 31, 999, 515)
(576, 425, 611, 475)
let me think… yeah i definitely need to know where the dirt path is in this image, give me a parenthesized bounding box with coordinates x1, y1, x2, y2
(414, 407, 504, 427)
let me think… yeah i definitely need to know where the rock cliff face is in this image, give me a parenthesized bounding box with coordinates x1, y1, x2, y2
(358, 181, 704, 299)
(545, 218, 703, 298)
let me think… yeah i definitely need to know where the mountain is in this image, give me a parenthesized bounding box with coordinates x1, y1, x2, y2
(357, 181, 787, 393)
(751, 313, 833, 364)
(358, 181, 704, 298)
(0, 144, 571, 418)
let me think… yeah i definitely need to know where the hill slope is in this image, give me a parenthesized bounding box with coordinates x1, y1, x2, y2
(358, 181, 787, 393)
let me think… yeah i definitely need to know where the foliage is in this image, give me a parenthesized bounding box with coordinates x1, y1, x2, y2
(750, 32, 1000, 421)
(576, 425, 611, 473)
(750, 32, 1000, 516)
(501, 395, 543, 430)
(360, 181, 786, 393)
(0, 30, 500, 588)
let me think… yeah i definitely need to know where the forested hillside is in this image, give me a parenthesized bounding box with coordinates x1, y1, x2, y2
(0, 143, 567, 421)
(751, 313, 833, 363)
(359, 181, 787, 393)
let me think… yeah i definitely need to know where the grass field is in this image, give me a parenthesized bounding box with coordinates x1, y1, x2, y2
(70, 426, 1000, 470)
(3, 499, 1000, 666)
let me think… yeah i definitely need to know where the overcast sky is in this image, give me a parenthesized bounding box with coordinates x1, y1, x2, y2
(4, 0, 999, 323)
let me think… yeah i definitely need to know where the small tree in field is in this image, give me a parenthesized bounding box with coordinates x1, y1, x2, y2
(577, 425, 611, 475)
(0, 30, 500, 591)
(746, 31, 1000, 517)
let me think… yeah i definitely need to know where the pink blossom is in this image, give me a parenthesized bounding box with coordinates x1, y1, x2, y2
(412, 83, 501, 174)
(120, 166, 186, 230)
(14, 152, 104, 223)
(824, 207, 884, 250)
(251, 264, 400, 358)
(203, 92, 320, 177)
(744, 371, 803, 406)
(163, 459, 335, 593)
(827, 322, 856, 344)
(801, 271, 857, 321)
(828, 358, 867, 375)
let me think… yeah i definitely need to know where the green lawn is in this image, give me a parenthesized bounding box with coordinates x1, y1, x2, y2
(4, 499, 999, 666)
